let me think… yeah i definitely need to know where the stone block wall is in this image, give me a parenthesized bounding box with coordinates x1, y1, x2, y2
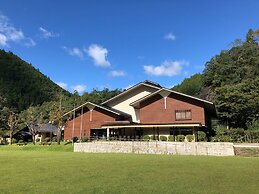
(74, 141, 234, 156)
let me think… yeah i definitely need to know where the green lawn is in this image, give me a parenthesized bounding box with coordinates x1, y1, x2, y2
(0, 147, 258, 194)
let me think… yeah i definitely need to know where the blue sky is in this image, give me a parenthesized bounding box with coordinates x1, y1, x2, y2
(0, 0, 259, 94)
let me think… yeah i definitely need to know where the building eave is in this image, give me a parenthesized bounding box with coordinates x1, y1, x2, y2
(63, 101, 121, 117)
(101, 81, 161, 105)
(130, 87, 214, 108)
(101, 122, 202, 129)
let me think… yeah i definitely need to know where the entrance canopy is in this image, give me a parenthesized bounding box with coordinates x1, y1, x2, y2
(101, 122, 202, 129)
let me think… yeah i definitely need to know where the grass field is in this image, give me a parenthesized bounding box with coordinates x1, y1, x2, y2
(0, 146, 259, 194)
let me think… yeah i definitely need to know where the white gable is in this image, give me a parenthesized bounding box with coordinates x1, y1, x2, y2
(104, 84, 159, 122)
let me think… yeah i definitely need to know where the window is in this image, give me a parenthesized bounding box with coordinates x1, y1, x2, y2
(175, 110, 191, 120)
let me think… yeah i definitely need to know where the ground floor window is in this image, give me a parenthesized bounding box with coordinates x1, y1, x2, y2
(170, 128, 193, 136)
(91, 129, 107, 138)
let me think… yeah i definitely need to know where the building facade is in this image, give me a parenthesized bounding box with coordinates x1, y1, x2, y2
(64, 81, 216, 141)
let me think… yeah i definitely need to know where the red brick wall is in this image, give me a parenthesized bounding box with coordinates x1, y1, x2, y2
(139, 93, 205, 125)
(64, 107, 118, 140)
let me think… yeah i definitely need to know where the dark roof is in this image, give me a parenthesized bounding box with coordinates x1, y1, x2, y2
(142, 80, 162, 88)
(64, 101, 131, 119)
(36, 124, 58, 133)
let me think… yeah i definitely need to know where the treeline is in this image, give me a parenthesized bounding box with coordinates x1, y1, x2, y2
(0, 50, 70, 112)
(0, 49, 122, 142)
(173, 29, 259, 129)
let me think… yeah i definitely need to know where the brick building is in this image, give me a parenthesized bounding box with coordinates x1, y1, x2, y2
(64, 81, 216, 141)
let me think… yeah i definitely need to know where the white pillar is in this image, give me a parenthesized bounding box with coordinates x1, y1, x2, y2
(107, 128, 110, 139)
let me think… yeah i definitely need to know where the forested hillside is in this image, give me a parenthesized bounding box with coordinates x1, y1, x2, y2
(0, 50, 70, 111)
(173, 29, 259, 128)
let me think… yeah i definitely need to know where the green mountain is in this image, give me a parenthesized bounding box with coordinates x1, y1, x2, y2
(173, 29, 259, 128)
(0, 49, 70, 112)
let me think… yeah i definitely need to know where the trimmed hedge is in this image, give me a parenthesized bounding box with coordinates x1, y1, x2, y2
(198, 131, 206, 142)
(186, 135, 194, 142)
(160, 136, 167, 141)
(176, 135, 185, 142)
(143, 135, 150, 141)
(82, 136, 88, 142)
(72, 137, 78, 143)
(168, 135, 175, 142)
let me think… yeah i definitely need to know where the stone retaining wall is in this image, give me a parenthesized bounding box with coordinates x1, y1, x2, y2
(74, 141, 234, 156)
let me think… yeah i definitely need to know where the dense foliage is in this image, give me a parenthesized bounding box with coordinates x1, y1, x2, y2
(0, 49, 70, 111)
(173, 73, 204, 97)
(174, 29, 259, 128)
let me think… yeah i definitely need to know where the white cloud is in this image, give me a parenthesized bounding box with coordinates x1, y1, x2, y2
(25, 38, 36, 47)
(62, 46, 84, 60)
(71, 84, 86, 94)
(86, 44, 110, 67)
(56, 82, 68, 89)
(164, 32, 176, 41)
(0, 33, 7, 46)
(144, 60, 189, 76)
(39, 27, 59, 39)
(0, 13, 35, 47)
(109, 70, 126, 77)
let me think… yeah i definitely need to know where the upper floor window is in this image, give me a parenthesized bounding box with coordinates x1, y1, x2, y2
(175, 110, 191, 120)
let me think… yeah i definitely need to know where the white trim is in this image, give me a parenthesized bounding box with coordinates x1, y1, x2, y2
(63, 102, 120, 116)
(101, 123, 201, 129)
(101, 82, 161, 105)
(130, 88, 214, 107)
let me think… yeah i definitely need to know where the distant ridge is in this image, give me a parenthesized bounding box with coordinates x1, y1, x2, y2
(0, 49, 70, 111)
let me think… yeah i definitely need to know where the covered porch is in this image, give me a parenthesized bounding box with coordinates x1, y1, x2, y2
(94, 122, 203, 142)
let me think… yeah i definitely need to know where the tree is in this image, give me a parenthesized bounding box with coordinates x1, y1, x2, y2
(20, 106, 43, 144)
(215, 78, 259, 128)
(172, 74, 204, 96)
(51, 94, 67, 144)
(7, 111, 19, 145)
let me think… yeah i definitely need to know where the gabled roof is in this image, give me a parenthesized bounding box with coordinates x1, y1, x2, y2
(63, 101, 126, 117)
(101, 80, 161, 105)
(130, 87, 215, 110)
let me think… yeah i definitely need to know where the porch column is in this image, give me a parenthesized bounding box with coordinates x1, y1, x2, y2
(157, 127, 160, 140)
(79, 106, 83, 142)
(192, 127, 196, 142)
(107, 128, 110, 139)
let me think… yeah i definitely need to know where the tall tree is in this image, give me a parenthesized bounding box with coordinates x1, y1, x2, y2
(20, 106, 43, 144)
(7, 111, 19, 145)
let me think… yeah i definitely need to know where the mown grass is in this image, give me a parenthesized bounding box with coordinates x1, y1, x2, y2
(0, 149, 258, 194)
(0, 142, 73, 152)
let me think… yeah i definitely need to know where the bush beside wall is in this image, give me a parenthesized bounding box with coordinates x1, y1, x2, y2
(168, 135, 175, 142)
(160, 136, 167, 141)
(186, 135, 194, 142)
(176, 135, 185, 142)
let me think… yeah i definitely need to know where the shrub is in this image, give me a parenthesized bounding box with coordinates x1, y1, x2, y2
(168, 135, 175, 142)
(143, 135, 150, 141)
(160, 136, 167, 141)
(176, 135, 185, 142)
(52, 137, 57, 142)
(245, 130, 259, 143)
(64, 141, 72, 145)
(43, 137, 50, 142)
(219, 135, 231, 142)
(18, 139, 24, 143)
(72, 137, 78, 143)
(36, 138, 40, 142)
(186, 135, 194, 142)
(229, 128, 245, 142)
(12, 138, 17, 144)
(82, 136, 88, 142)
(198, 131, 206, 142)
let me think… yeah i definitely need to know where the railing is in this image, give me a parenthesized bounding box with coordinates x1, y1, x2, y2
(88, 136, 159, 142)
